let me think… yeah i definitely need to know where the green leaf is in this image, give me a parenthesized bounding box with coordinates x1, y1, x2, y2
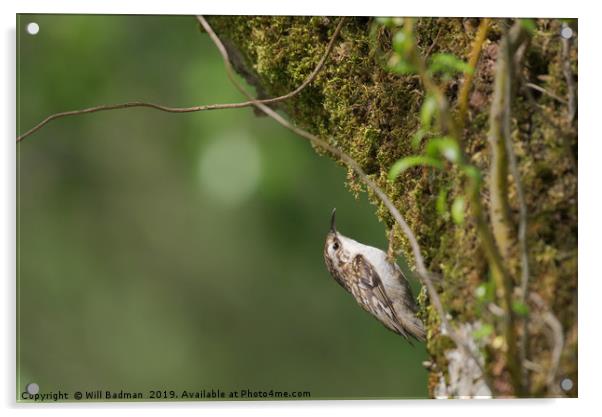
(392, 31, 411, 54)
(462, 164, 482, 183)
(411, 128, 426, 149)
(388, 156, 443, 181)
(520, 18, 536, 33)
(425, 137, 461, 164)
(512, 300, 530, 317)
(475, 284, 487, 299)
(391, 17, 405, 26)
(375, 17, 394, 27)
(436, 187, 448, 217)
(473, 323, 494, 340)
(429, 53, 474, 76)
(451, 196, 465, 225)
(420, 94, 437, 130)
(475, 282, 494, 302)
(560, 18, 575, 23)
(388, 57, 416, 75)
(375, 17, 404, 28)
(476, 280, 496, 304)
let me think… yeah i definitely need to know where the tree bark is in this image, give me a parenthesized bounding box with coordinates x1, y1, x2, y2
(206, 16, 577, 398)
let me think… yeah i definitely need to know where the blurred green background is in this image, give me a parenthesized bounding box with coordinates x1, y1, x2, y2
(17, 14, 427, 400)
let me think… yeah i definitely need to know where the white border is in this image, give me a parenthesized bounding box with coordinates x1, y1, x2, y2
(3, 0, 584, 17)
(2, 1, 596, 416)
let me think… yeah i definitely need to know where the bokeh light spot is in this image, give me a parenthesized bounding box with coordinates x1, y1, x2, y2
(198, 132, 261, 206)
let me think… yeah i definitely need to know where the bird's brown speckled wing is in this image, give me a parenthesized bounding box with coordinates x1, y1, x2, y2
(324, 250, 350, 291)
(350, 254, 411, 339)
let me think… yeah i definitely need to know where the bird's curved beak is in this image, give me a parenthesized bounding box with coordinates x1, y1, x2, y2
(330, 208, 337, 233)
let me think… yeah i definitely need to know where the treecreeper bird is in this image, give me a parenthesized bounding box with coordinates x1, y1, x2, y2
(323, 209, 426, 342)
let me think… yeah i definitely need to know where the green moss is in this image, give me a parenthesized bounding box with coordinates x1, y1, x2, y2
(207, 17, 577, 397)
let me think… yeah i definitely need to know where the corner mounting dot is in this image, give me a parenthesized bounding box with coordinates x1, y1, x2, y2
(26, 22, 40, 35)
(560, 26, 573, 40)
(560, 377, 573, 392)
(26, 382, 40, 395)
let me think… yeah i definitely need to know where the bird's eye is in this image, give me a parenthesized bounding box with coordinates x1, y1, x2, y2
(333, 242, 339, 250)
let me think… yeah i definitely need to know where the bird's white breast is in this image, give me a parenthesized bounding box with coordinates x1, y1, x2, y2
(338, 234, 400, 287)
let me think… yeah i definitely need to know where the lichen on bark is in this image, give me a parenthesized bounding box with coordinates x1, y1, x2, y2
(205, 16, 577, 397)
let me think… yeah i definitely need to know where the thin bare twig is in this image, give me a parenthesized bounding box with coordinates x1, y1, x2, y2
(457, 18, 490, 130)
(524, 82, 567, 104)
(197, 15, 492, 391)
(561, 23, 577, 124)
(424, 26, 443, 58)
(501, 32, 532, 392)
(521, 79, 577, 175)
(16, 17, 346, 143)
(487, 23, 515, 263)
(542, 311, 564, 392)
(513, 135, 531, 390)
(502, 27, 532, 301)
(530, 293, 564, 394)
(484, 21, 530, 396)
(17, 101, 251, 142)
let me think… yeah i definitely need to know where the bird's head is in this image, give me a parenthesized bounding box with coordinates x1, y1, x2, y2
(324, 208, 349, 267)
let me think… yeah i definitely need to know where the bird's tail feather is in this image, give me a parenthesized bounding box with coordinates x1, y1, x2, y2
(402, 315, 426, 342)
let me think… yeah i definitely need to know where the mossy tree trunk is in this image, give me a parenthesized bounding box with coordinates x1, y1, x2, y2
(206, 16, 577, 398)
